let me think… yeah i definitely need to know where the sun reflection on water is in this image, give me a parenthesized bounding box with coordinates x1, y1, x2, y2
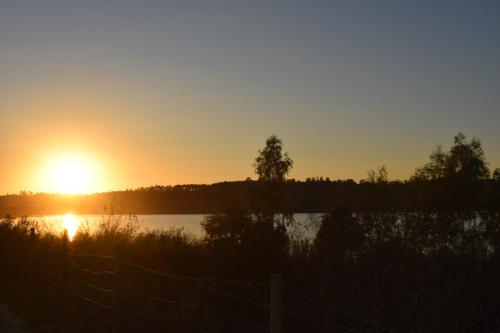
(63, 213, 79, 241)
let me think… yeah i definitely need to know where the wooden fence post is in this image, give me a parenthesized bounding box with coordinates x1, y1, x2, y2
(112, 245, 119, 333)
(30, 227, 36, 246)
(30, 227, 36, 281)
(58, 228, 71, 323)
(59, 230, 69, 298)
(270, 274, 283, 333)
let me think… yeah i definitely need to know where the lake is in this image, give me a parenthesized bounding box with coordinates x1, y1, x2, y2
(23, 213, 323, 239)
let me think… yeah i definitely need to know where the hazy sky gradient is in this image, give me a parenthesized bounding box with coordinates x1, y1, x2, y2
(1, 1, 499, 193)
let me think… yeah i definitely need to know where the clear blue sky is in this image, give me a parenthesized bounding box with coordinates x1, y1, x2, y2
(1, 1, 499, 193)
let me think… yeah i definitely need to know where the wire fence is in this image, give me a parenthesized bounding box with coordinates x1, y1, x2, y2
(29, 231, 399, 333)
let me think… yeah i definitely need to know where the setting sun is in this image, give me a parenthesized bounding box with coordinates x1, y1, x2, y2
(42, 154, 97, 194)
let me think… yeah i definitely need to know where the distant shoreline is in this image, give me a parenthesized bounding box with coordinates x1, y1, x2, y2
(2, 179, 499, 216)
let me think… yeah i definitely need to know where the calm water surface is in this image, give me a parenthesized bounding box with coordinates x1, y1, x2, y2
(25, 213, 323, 239)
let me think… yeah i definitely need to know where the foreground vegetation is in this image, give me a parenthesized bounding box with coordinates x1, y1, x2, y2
(2, 207, 500, 332)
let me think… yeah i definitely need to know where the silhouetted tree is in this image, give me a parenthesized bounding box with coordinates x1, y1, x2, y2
(413, 133, 490, 181)
(493, 168, 500, 182)
(201, 212, 289, 276)
(253, 135, 293, 181)
(365, 166, 388, 183)
(314, 205, 364, 271)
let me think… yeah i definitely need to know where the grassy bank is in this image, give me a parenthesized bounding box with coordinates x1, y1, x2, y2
(1, 210, 500, 332)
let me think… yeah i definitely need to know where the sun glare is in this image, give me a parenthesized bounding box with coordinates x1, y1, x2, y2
(63, 213, 79, 241)
(44, 154, 96, 194)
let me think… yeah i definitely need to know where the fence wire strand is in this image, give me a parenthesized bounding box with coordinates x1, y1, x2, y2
(118, 257, 270, 309)
(118, 275, 269, 331)
(71, 261, 114, 277)
(71, 247, 114, 260)
(72, 286, 112, 311)
(71, 271, 113, 294)
(33, 244, 388, 333)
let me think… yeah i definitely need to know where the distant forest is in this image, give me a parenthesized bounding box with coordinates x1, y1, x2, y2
(2, 133, 499, 216)
(0, 178, 499, 216)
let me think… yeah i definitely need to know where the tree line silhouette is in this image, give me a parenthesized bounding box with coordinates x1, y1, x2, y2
(2, 133, 499, 216)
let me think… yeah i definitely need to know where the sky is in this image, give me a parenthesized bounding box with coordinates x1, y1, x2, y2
(1, 0, 499, 194)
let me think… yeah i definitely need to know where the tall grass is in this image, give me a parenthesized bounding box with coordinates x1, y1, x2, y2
(1, 210, 500, 332)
